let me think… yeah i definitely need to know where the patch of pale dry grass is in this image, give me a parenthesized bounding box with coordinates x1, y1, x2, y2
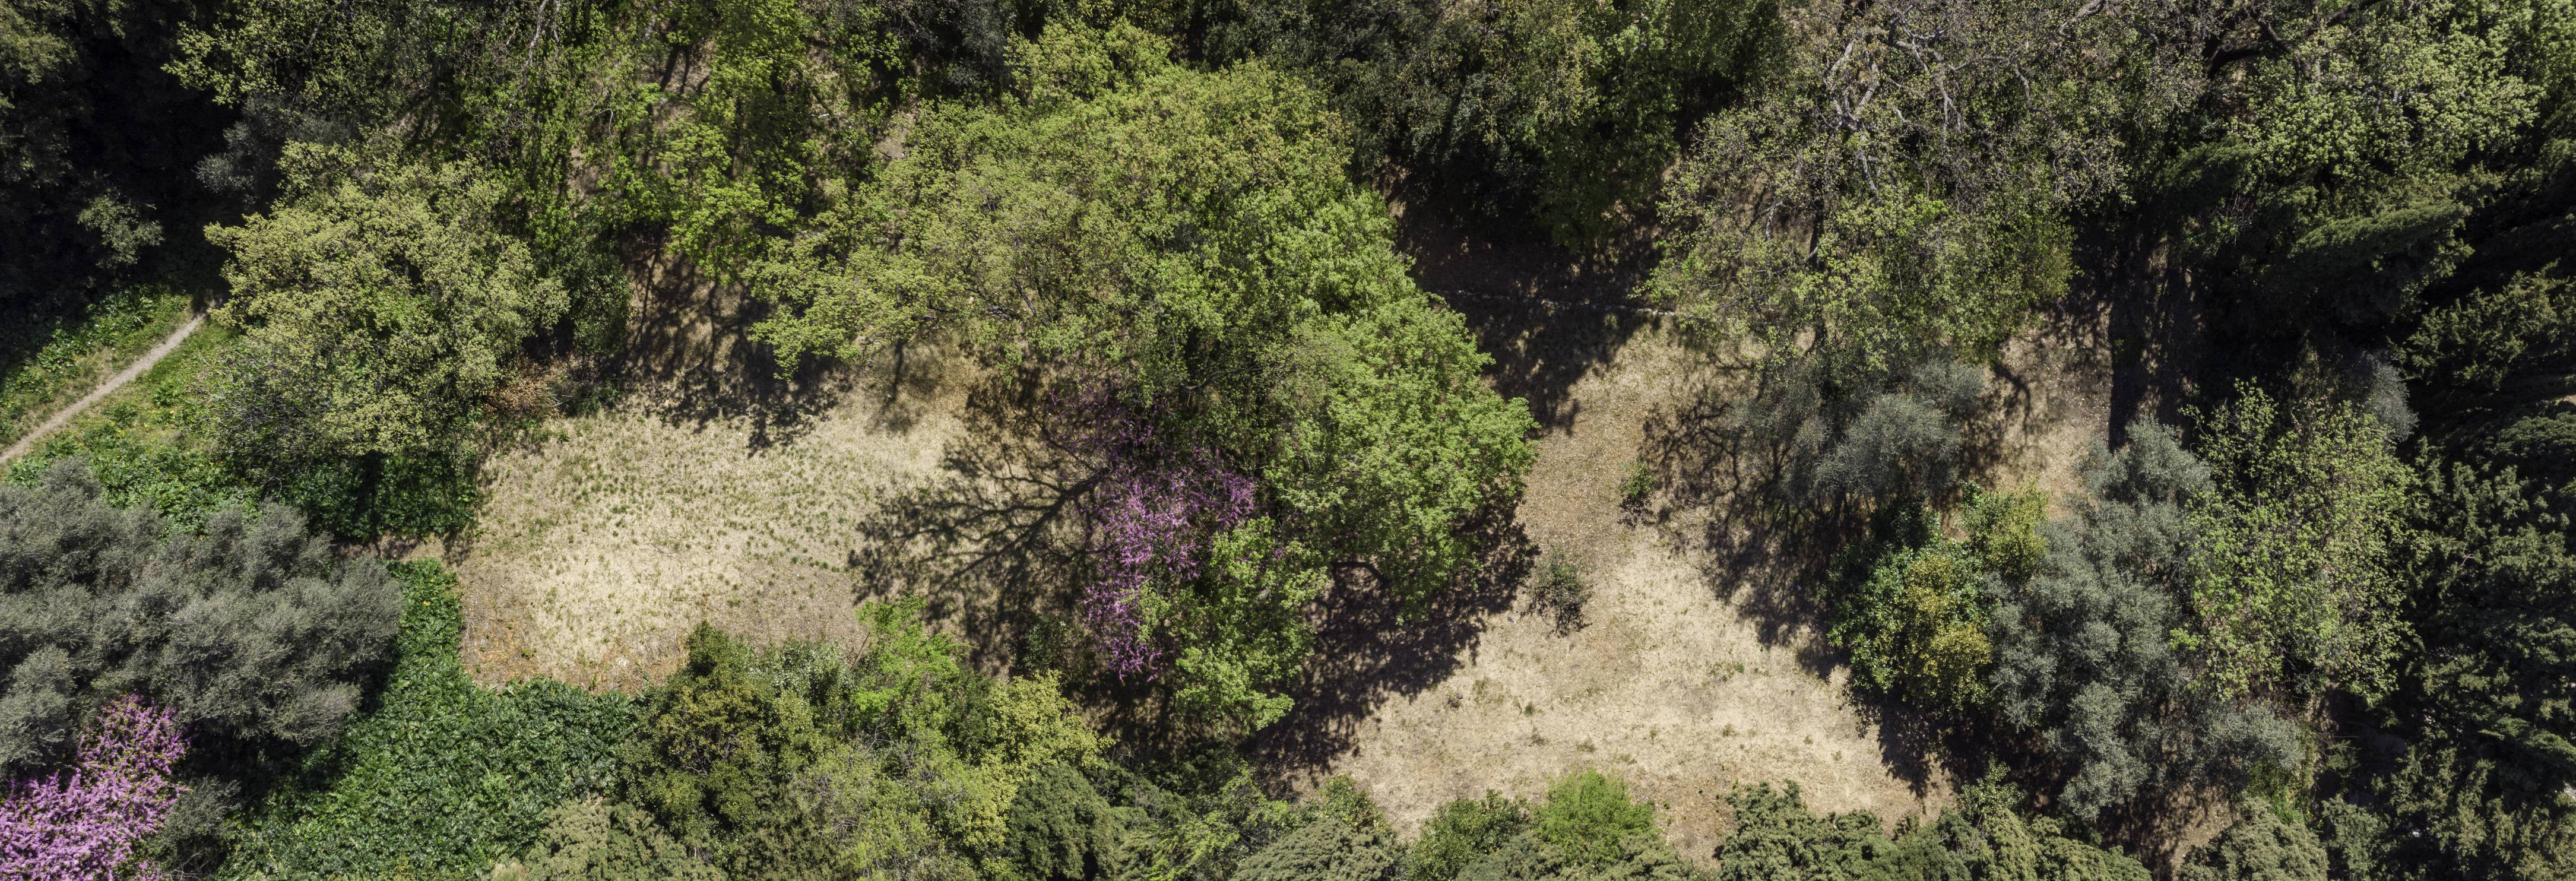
(1297, 313, 2118, 858)
(448, 344, 981, 690)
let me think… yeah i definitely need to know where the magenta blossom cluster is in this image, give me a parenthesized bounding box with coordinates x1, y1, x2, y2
(1057, 386, 1256, 678)
(0, 696, 189, 880)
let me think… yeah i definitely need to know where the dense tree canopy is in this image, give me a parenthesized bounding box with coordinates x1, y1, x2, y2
(8, 0, 2576, 875)
(0, 460, 399, 774)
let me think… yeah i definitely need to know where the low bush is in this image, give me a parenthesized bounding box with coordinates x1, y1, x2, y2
(218, 562, 635, 879)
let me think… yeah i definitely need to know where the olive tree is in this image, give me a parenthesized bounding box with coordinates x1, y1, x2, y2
(0, 460, 401, 774)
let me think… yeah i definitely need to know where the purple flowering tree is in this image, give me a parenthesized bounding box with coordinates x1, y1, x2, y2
(1054, 386, 1256, 678)
(0, 696, 189, 880)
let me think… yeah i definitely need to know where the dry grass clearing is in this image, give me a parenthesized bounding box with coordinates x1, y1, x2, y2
(447, 338, 993, 690)
(452, 262, 2126, 859)
(1266, 295, 2122, 855)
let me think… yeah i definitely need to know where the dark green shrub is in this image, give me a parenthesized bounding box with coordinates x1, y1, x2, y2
(1985, 421, 2300, 818)
(2179, 802, 2330, 881)
(1528, 552, 1592, 631)
(1710, 783, 1887, 881)
(0, 459, 401, 773)
(1236, 778, 1403, 881)
(1005, 762, 1122, 880)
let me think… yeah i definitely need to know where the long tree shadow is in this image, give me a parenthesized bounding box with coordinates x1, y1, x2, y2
(1402, 207, 1657, 432)
(607, 241, 862, 451)
(841, 366, 1083, 674)
(1244, 512, 1535, 777)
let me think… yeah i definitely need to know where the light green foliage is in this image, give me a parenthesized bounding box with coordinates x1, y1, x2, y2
(2185, 385, 2413, 701)
(1654, 0, 2143, 374)
(2179, 803, 2329, 881)
(1530, 770, 1661, 869)
(1409, 792, 1529, 881)
(1986, 421, 2300, 818)
(1235, 777, 1405, 881)
(0, 460, 400, 774)
(0, 287, 189, 445)
(1435, 770, 1702, 880)
(2225, 0, 2538, 182)
(221, 561, 636, 879)
(2153, 0, 2552, 333)
(204, 145, 565, 467)
(1259, 293, 1541, 601)
(594, 0, 901, 277)
(596, 601, 1101, 877)
(9, 340, 257, 531)
(491, 800, 721, 881)
(757, 23, 1534, 726)
(1835, 546, 1993, 711)
(1100, 750, 1307, 880)
(1962, 483, 2051, 582)
(1835, 485, 2047, 712)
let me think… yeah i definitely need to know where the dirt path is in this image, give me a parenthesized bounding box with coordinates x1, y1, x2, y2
(0, 313, 204, 464)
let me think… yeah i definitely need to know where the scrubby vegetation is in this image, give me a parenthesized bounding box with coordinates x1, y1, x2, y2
(4, 0, 2574, 876)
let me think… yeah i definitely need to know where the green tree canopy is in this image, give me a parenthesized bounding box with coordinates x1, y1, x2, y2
(203, 145, 566, 469)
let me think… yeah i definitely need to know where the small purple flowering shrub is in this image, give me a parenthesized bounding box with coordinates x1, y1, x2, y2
(0, 695, 188, 880)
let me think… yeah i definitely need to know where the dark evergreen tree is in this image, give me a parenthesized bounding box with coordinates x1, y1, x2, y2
(0, 459, 401, 772)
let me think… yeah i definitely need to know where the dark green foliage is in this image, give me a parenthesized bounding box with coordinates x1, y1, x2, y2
(1409, 792, 1529, 881)
(1203, 0, 1771, 242)
(2324, 458, 2576, 879)
(2179, 803, 2329, 881)
(1709, 776, 2150, 881)
(1710, 784, 1888, 881)
(2401, 461, 2576, 796)
(1986, 420, 2299, 818)
(1733, 357, 1986, 510)
(1004, 762, 1121, 880)
(1655, 0, 2147, 374)
(1864, 777, 2152, 881)
(218, 561, 635, 878)
(0, 0, 224, 335)
(1237, 778, 1404, 881)
(0, 459, 400, 774)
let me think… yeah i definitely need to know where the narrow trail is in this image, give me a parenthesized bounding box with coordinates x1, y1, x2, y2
(1, 313, 205, 464)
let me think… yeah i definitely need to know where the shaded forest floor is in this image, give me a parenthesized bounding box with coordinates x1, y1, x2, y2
(442, 217, 2155, 855)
